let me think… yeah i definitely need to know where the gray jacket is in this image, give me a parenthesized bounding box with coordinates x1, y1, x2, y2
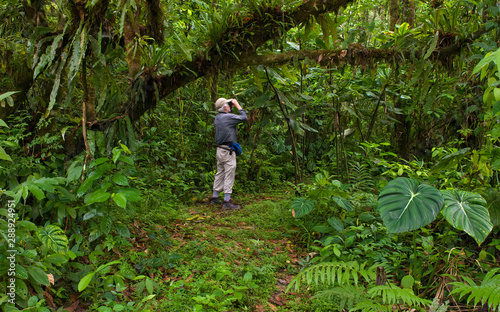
(214, 110, 248, 145)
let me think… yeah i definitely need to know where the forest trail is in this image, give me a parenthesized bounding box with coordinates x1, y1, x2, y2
(132, 194, 311, 311)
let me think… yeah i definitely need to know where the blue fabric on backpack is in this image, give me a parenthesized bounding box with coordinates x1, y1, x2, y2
(229, 143, 242, 156)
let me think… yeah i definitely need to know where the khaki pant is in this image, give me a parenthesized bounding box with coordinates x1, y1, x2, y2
(213, 147, 237, 194)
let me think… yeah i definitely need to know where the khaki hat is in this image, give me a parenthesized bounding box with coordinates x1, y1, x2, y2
(215, 98, 228, 109)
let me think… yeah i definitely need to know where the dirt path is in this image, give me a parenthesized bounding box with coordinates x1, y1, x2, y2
(146, 197, 310, 311)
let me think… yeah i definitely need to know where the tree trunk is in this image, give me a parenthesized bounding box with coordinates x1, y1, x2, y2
(123, 5, 142, 78)
(389, 0, 399, 31)
(265, 68, 302, 184)
(402, 0, 415, 27)
(394, 99, 412, 160)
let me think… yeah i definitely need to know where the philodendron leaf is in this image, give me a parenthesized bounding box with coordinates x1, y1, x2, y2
(37, 224, 69, 253)
(377, 177, 444, 233)
(291, 198, 314, 218)
(441, 190, 493, 245)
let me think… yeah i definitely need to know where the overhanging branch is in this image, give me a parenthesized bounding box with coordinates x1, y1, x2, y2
(124, 0, 355, 122)
(122, 1, 490, 124)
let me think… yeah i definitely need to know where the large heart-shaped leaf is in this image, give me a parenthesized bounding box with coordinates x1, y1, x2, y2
(441, 190, 492, 245)
(291, 198, 314, 218)
(377, 178, 444, 233)
(37, 225, 69, 253)
(478, 187, 500, 227)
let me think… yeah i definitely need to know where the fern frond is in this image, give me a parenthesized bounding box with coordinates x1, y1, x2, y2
(429, 298, 449, 312)
(450, 270, 500, 310)
(348, 161, 375, 191)
(286, 261, 376, 292)
(368, 284, 432, 308)
(351, 300, 392, 312)
(314, 285, 368, 311)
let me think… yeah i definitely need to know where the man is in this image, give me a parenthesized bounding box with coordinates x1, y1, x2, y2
(210, 97, 248, 209)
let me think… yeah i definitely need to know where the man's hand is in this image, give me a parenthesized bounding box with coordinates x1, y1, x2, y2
(229, 99, 242, 110)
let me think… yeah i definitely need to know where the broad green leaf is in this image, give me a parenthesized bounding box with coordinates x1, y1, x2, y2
(115, 222, 130, 238)
(146, 278, 154, 294)
(46, 59, 64, 117)
(332, 196, 353, 212)
(113, 193, 127, 208)
(308, 188, 333, 198)
(28, 295, 38, 306)
(77, 176, 96, 197)
(37, 225, 69, 253)
(96, 260, 121, 273)
(27, 266, 50, 286)
(0, 146, 12, 161)
(16, 265, 29, 279)
(424, 32, 439, 59)
(136, 280, 145, 294)
(112, 173, 129, 186)
(0, 91, 19, 103)
(327, 217, 344, 233)
(473, 49, 499, 75)
(430, 148, 469, 173)
(68, 23, 87, 81)
(377, 178, 444, 233)
(100, 216, 113, 235)
(174, 33, 192, 61)
(441, 190, 492, 245)
(85, 191, 111, 205)
(36, 179, 56, 193)
(492, 124, 500, 139)
(67, 166, 83, 182)
(28, 184, 45, 200)
(483, 188, 500, 227)
(16, 220, 38, 231)
(83, 209, 99, 221)
(311, 225, 333, 234)
(56, 186, 76, 201)
(112, 149, 122, 163)
(291, 198, 314, 218)
(401, 275, 414, 288)
(22, 185, 29, 200)
(15, 279, 28, 299)
(118, 154, 134, 165)
(46, 254, 69, 266)
(66, 206, 77, 219)
(118, 188, 142, 202)
(78, 272, 95, 292)
(90, 157, 109, 169)
(495, 88, 500, 102)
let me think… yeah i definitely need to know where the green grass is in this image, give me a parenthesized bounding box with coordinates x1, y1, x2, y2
(81, 189, 333, 311)
(75, 181, 387, 312)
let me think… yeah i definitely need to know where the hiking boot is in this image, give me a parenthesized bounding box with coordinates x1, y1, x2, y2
(209, 197, 221, 205)
(222, 200, 241, 210)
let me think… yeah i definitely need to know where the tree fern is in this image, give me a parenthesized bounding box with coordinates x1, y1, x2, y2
(449, 268, 500, 311)
(286, 261, 376, 292)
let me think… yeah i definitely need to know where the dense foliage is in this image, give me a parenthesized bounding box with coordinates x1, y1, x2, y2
(0, 0, 499, 311)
